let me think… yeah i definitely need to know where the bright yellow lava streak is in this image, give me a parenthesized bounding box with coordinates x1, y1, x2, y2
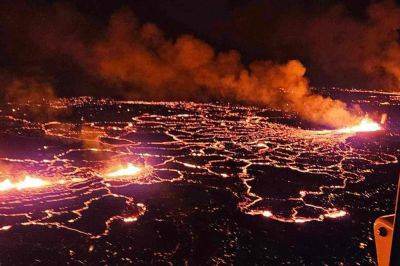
(0, 175, 49, 191)
(337, 117, 382, 133)
(105, 163, 142, 178)
(324, 210, 347, 218)
(123, 216, 138, 223)
(0, 225, 11, 231)
(262, 210, 273, 218)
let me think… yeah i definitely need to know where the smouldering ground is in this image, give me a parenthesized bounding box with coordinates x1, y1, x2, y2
(0, 90, 399, 264)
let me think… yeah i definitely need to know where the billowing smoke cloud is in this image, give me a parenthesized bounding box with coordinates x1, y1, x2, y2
(88, 10, 361, 127)
(0, 1, 378, 127)
(0, 1, 97, 99)
(304, 0, 400, 89)
(226, 0, 400, 89)
(0, 72, 62, 121)
(1, 77, 55, 104)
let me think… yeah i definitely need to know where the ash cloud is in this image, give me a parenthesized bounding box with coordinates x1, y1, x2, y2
(89, 10, 362, 127)
(226, 0, 400, 89)
(305, 0, 400, 89)
(1, 1, 392, 127)
(0, 75, 55, 104)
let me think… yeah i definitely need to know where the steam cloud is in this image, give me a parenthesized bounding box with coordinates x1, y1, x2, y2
(90, 10, 361, 127)
(305, 0, 400, 89)
(1, 77, 55, 104)
(229, 0, 400, 89)
(2, 1, 398, 127)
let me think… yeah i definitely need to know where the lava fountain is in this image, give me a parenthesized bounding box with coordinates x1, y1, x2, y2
(105, 163, 143, 178)
(316, 117, 383, 135)
(337, 117, 382, 134)
(0, 175, 49, 192)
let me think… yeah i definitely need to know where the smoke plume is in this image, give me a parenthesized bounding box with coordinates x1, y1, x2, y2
(305, 0, 400, 89)
(89, 10, 361, 127)
(226, 0, 400, 89)
(3, 1, 390, 127)
(1, 77, 55, 104)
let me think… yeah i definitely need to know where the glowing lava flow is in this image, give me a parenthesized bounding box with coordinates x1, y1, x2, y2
(0, 175, 49, 191)
(0, 97, 396, 241)
(337, 117, 382, 134)
(105, 164, 142, 178)
(315, 117, 383, 136)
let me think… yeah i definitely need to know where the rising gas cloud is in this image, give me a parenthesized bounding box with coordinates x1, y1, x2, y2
(89, 10, 361, 127)
(228, 0, 400, 89)
(4, 1, 397, 127)
(305, 0, 400, 89)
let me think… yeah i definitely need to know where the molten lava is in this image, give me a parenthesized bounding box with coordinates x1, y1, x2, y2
(105, 163, 142, 178)
(123, 216, 138, 223)
(324, 209, 347, 219)
(0, 175, 49, 191)
(0, 98, 396, 241)
(262, 210, 273, 218)
(337, 117, 382, 134)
